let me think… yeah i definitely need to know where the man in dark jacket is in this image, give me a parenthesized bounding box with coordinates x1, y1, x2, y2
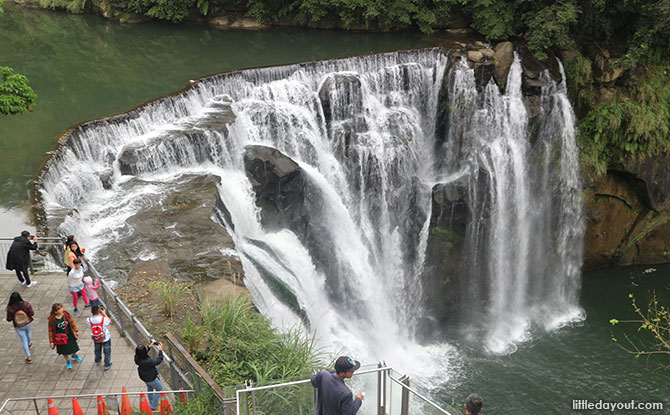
(311, 356, 364, 415)
(5, 231, 38, 287)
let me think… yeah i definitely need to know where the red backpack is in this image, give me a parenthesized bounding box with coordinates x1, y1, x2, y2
(89, 316, 106, 342)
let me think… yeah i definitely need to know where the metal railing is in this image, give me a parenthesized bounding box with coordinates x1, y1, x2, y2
(235, 364, 458, 415)
(164, 333, 238, 414)
(83, 258, 195, 396)
(0, 237, 64, 273)
(0, 389, 194, 414)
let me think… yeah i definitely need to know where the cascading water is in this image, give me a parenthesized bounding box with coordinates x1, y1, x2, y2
(438, 55, 585, 354)
(37, 47, 584, 383)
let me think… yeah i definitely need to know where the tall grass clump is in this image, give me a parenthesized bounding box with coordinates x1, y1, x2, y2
(184, 294, 325, 387)
(149, 280, 188, 319)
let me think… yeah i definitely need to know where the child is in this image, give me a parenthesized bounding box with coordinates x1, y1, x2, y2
(83, 275, 101, 307)
(67, 258, 89, 314)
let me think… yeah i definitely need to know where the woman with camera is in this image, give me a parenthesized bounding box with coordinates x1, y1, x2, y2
(135, 341, 164, 410)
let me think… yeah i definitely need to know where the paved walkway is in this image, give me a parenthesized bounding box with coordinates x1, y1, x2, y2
(0, 272, 147, 414)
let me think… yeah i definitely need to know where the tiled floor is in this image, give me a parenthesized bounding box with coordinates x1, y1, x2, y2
(0, 273, 149, 414)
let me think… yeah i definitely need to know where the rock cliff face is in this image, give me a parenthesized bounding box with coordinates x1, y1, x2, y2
(583, 156, 670, 270)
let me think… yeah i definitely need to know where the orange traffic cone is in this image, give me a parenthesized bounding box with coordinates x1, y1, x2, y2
(178, 388, 187, 405)
(47, 398, 60, 415)
(120, 387, 132, 415)
(97, 396, 110, 415)
(72, 397, 85, 415)
(139, 393, 152, 415)
(159, 393, 172, 415)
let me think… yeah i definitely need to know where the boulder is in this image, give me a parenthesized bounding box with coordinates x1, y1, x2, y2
(243, 145, 308, 232)
(493, 41, 514, 88)
(467, 50, 484, 63)
(208, 14, 270, 30)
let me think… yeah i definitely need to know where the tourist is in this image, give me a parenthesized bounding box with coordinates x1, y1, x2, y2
(464, 394, 483, 415)
(86, 305, 112, 371)
(67, 258, 90, 314)
(63, 235, 85, 273)
(5, 231, 38, 288)
(48, 303, 83, 370)
(65, 242, 83, 274)
(5, 292, 35, 363)
(83, 275, 101, 307)
(311, 355, 364, 415)
(135, 341, 165, 410)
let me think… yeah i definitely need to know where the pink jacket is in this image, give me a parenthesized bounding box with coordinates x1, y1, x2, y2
(83, 276, 100, 301)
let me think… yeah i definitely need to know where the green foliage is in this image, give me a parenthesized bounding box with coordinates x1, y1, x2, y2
(39, 0, 88, 13)
(128, 0, 194, 21)
(579, 65, 670, 172)
(246, 0, 457, 33)
(561, 53, 594, 110)
(523, 1, 579, 60)
(468, 0, 517, 40)
(0, 67, 37, 115)
(172, 392, 220, 415)
(149, 280, 188, 318)
(187, 295, 324, 387)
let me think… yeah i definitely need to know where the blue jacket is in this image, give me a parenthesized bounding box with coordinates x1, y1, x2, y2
(311, 370, 362, 415)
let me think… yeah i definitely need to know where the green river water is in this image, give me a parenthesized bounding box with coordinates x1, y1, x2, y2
(2, 3, 669, 414)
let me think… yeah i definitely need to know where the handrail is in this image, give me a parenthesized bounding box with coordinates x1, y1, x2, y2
(235, 366, 392, 415)
(388, 374, 454, 415)
(81, 256, 197, 396)
(0, 389, 194, 413)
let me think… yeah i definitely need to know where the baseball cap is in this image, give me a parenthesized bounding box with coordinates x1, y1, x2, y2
(334, 356, 361, 373)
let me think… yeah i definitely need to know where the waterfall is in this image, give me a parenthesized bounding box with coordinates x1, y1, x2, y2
(37, 47, 584, 379)
(438, 55, 585, 354)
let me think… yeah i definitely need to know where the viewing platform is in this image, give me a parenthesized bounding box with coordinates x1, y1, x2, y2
(0, 272, 146, 414)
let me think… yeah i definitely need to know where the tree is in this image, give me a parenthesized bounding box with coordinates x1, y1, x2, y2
(610, 292, 670, 364)
(0, 66, 37, 115)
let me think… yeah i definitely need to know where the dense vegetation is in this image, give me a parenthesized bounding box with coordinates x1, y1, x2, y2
(182, 295, 324, 386)
(0, 66, 37, 115)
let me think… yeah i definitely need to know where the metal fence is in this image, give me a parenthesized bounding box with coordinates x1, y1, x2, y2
(0, 389, 194, 415)
(0, 237, 64, 273)
(235, 364, 459, 415)
(83, 258, 196, 394)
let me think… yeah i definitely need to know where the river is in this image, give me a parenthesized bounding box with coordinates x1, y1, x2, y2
(2, 3, 669, 414)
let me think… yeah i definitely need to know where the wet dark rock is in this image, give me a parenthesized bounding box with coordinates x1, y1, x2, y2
(319, 73, 363, 128)
(243, 145, 309, 233)
(92, 174, 244, 285)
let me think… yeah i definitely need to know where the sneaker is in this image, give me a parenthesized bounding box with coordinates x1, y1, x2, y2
(25, 357, 32, 364)
(72, 355, 83, 362)
(84, 304, 91, 308)
(26, 281, 38, 288)
(20, 280, 26, 285)
(104, 363, 112, 371)
(73, 308, 78, 315)
(95, 361, 102, 366)
(66, 361, 72, 370)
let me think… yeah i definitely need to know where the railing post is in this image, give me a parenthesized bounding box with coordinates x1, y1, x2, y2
(400, 375, 410, 415)
(33, 398, 40, 414)
(114, 295, 125, 336)
(377, 362, 386, 415)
